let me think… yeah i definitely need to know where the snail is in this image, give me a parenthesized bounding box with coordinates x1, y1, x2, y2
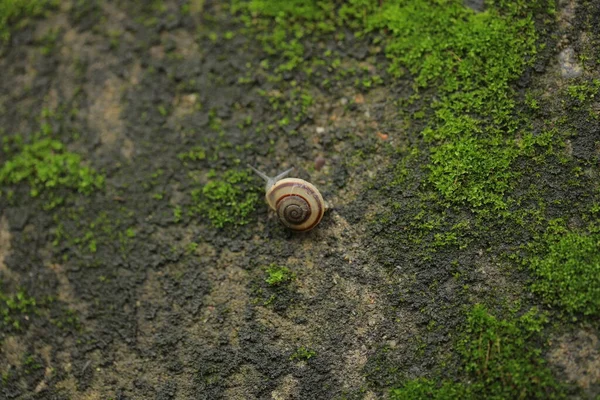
(248, 164, 325, 232)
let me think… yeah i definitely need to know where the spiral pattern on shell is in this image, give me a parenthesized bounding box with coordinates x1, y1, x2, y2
(266, 178, 325, 231)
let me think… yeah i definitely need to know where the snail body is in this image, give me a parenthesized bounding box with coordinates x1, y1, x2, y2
(249, 165, 325, 232)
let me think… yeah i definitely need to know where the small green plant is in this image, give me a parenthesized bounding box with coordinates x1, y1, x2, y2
(530, 232, 600, 316)
(390, 378, 466, 400)
(173, 205, 183, 223)
(186, 242, 198, 254)
(38, 26, 58, 55)
(51, 308, 81, 331)
(23, 354, 42, 374)
(459, 305, 561, 398)
(290, 346, 316, 361)
(191, 169, 259, 228)
(0, 289, 37, 330)
(0, 0, 57, 42)
(566, 79, 600, 103)
(264, 264, 293, 286)
(390, 305, 563, 399)
(178, 146, 207, 162)
(0, 137, 104, 203)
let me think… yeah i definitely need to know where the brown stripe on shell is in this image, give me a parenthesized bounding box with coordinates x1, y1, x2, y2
(275, 193, 318, 230)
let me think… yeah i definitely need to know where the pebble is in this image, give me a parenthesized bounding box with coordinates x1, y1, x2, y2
(314, 156, 326, 171)
(558, 47, 583, 79)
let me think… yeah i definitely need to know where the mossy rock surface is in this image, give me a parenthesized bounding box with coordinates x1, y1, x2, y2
(1, 0, 600, 398)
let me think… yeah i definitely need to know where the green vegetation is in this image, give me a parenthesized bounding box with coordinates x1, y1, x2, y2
(0, 137, 104, 206)
(391, 305, 563, 399)
(178, 146, 207, 162)
(290, 346, 316, 361)
(264, 264, 293, 286)
(173, 205, 183, 223)
(38, 26, 59, 55)
(1, 289, 37, 330)
(458, 305, 561, 398)
(181, 0, 205, 17)
(530, 232, 600, 316)
(565, 78, 600, 118)
(370, 0, 553, 211)
(0, 0, 56, 42)
(390, 379, 465, 400)
(53, 210, 136, 256)
(23, 354, 43, 374)
(566, 79, 600, 103)
(232, 0, 335, 72)
(191, 169, 259, 228)
(230, 3, 592, 396)
(233, 0, 556, 213)
(1, 0, 593, 395)
(51, 308, 81, 331)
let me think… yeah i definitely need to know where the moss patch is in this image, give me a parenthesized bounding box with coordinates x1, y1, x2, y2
(232, 0, 336, 72)
(390, 378, 465, 400)
(264, 264, 294, 286)
(391, 305, 563, 399)
(0, 137, 104, 207)
(369, 0, 553, 212)
(530, 232, 600, 317)
(0, 0, 57, 42)
(0, 288, 36, 331)
(290, 346, 316, 361)
(191, 169, 260, 228)
(234, 0, 557, 213)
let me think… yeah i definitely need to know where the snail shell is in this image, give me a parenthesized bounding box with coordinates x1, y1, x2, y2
(248, 165, 325, 232)
(266, 178, 325, 232)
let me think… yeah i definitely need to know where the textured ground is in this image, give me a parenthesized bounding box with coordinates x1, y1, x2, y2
(1, 0, 600, 399)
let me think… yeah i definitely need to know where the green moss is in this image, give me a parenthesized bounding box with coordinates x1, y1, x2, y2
(185, 242, 198, 254)
(369, 0, 553, 211)
(0, 137, 104, 207)
(191, 169, 259, 228)
(530, 232, 600, 316)
(233, 0, 335, 72)
(233, 0, 556, 213)
(566, 79, 600, 103)
(256, 86, 314, 132)
(157, 104, 169, 117)
(290, 346, 316, 361)
(178, 146, 207, 162)
(23, 354, 43, 374)
(54, 210, 136, 256)
(564, 78, 600, 119)
(390, 378, 466, 400)
(391, 305, 563, 399)
(51, 309, 81, 331)
(459, 305, 561, 398)
(181, 0, 205, 17)
(38, 26, 59, 55)
(0, 289, 37, 330)
(173, 205, 183, 223)
(142, 168, 164, 191)
(208, 109, 223, 133)
(0, 0, 57, 42)
(264, 264, 293, 286)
